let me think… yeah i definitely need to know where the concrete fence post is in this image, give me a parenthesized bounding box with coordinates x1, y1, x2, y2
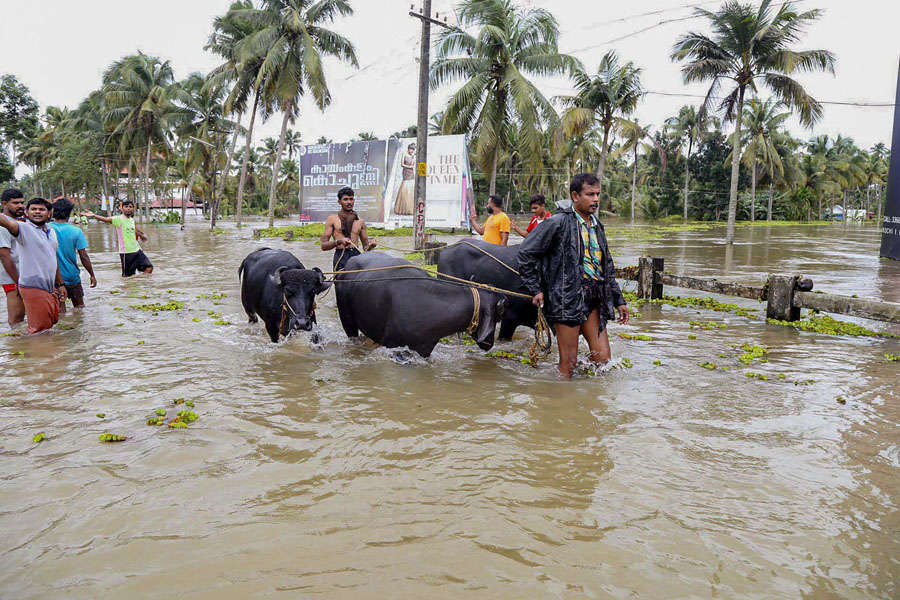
(638, 257, 664, 300)
(766, 275, 800, 321)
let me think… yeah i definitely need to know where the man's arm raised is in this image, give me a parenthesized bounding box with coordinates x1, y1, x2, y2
(0, 213, 20, 236)
(81, 210, 113, 224)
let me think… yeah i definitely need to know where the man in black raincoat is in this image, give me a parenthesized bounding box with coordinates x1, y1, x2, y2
(517, 173, 629, 377)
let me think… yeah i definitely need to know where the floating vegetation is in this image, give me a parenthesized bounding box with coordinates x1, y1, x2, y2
(777, 373, 787, 380)
(113, 307, 123, 311)
(136, 340, 145, 346)
(96, 413, 105, 419)
(630, 311, 643, 319)
(745, 372, 769, 381)
(794, 379, 815, 386)
(736, 344, 768, 365)
(403, 252, 425, 261)
(836, 396, 847, 405)
(185, 400, 194, 408)
(440, 335, 477, 346)
(172, 398, 185, 405)
(98, 433, 126, 442)
(197, 292, 227, 300)
(115, 323, 124, 327)
(620, 357, 633, 368)
(176, 410, 198, 423)
(699, 361, 717, 370)
(109, 290, 121, 294)
(625, 292, 758, 319)
(617, 333, 653, 341)
(32, 432, 46, 443)
(10, 350, 24, 357)
(213, 319, 231, 326)
(485, 350, 532, 365)
(169, 421, 188, 429)
(155, 408, 166, 416)
(767, 315, 896, 338)
(690, 321, 727, 330)
(192, 317, 202, 322)
(146, 417, 165, 426)
(885, 353, 899, 362)
(653, 359, 661, 366)
(207, 311, 222, 319)
(130, 300, 184, 312)
(2, 331, 19, 337)
(257, 224, 441, 239)
(687, 334, 697, 340)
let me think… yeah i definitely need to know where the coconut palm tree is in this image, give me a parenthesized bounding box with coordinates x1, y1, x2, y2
(665, 105, 707, 219)
(102, 53, 190, 220)
(617, 119, 666, 221)
(671, 0, 835, 243)
(431, 0, 578, 195)
(234, 0, 358, 227)
(208, 0, 266, 227)
(284, 129, 302, 159)
(556, 50, 642, 209)
(732, 98, 788, 221)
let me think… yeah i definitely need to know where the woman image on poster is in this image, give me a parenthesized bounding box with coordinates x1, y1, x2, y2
(392, 142, 416, 215)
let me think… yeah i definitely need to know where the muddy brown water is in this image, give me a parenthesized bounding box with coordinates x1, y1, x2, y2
(1, 219, 898, 599)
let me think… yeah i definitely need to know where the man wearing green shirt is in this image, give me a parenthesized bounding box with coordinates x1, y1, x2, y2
(83, 200, 154, 277)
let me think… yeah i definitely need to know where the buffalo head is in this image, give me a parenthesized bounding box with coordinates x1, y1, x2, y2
(270, 266, 332, 335)
(473, 291, 508, 351)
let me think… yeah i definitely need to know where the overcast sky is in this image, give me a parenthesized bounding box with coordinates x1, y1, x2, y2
(1, 0, 897, 160)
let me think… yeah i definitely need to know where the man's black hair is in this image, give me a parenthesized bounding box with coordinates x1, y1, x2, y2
(337, 186, 354, 200)
(27, 197, 52, 210)
(407, 142, 416, 150)
(529, 193, 546, 206)
(488, 195, 503, 208)
(120, 199, 135, 206)
(1, 188, 24, 203)
(570, 173, 600, 196)
(53, 197, 75, 220)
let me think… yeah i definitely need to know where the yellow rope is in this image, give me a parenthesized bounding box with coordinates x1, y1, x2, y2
(467, 286, 480, 336)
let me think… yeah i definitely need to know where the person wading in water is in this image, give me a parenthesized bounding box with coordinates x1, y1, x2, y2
(517, 173, 629, 378)
(320, 187, 377, 271)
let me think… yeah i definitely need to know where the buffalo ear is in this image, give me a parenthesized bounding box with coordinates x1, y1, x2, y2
(270, 266, 288, 287)
(312, 268, 332, 294)
(496, 297, 508, 317)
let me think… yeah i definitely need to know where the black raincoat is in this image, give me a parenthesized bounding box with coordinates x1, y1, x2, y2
(516, 201, 626, 324)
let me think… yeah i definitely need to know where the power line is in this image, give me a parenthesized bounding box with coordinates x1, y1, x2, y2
(644, 90, 897, 108)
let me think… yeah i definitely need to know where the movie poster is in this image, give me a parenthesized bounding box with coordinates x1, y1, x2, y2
(298, 140, 386, 223)
(298, 135, 472, 228)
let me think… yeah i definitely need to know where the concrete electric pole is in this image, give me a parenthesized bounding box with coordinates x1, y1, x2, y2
(409, 3, 459, 249)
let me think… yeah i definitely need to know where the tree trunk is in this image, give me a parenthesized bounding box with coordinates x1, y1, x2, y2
(213, 119, 241, 229)
(597, 123, 611, 209)
(750, 160, 757, 222)
(630, 145, 638, 221)
(100, 159, 111, 216)
(182, 171, 197, 226)
(725, 86, 745, 244)
(266, 108, 291, 228)
(142, 141, 153, 223)
(683, 135, 692, 220)
(877, 184, 883, 225)
(767, 183, 773, 222)
(488, 143, 499, 197)
(235, 91, 259, 228)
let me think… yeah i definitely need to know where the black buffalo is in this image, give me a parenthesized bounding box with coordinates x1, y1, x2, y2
(335, 252, 507, 358)
(437, 240, 535, 341)
(239, 248, 331, 342)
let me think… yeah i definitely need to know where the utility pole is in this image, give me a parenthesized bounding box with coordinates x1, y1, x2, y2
(409, 3, 458, 249)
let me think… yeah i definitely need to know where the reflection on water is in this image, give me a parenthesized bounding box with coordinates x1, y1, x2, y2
(1, 219, 897, 598)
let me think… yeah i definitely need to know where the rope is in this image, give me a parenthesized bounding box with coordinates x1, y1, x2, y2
(467, 287, 480, 336)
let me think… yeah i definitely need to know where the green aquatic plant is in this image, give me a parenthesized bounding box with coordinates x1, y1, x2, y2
(136, 340, 145, 346)
(146, 417, 165, 426)
(620, 358, 633, 368)
(403, 252, 425, 261)
(689, 321, 727, 330)
(98, 433, 126, 442)
(653, 359, 661, 366)
(736, 344, 768, 365)
(197, 292, 227, 300)
(185, 400, 194, 408)
(130, 300, 184, 312)
(699, 361, 717, 370)
(96, 413, 105, 419)
(793, 379, 815, 386)
(625, 291, 758, 319)
(192, 318, 202, 322)
(207, 311, 222, 319)
(745, 372, 769, 381)
(32, 432, 46, 443)
(767, 315, 896, 338)
(885, 353, 899, 362)
(836, 396, 846, 405)
(172, 398, 185, 405)
(617, 333, 653, 341)
(688, 334, 697, 340)
(11, 350, 24, 357)
(213, 319, 232, 326)
(155, 408, 166, 416)
(169, 421, 188, 429)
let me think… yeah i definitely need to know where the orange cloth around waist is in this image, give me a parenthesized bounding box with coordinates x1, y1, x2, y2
(18, 286, 60, 334)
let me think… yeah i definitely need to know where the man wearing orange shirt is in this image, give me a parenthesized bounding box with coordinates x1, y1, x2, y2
(469, 195, 510, 246)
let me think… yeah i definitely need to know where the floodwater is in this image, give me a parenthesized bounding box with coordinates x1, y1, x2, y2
(1, 219, 898, 599)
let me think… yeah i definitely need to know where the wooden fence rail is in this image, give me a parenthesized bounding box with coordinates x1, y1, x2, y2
(618, 257, 900, 325)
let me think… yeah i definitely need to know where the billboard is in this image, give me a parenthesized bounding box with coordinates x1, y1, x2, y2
(880, 58, 900, 260)
(299, 134, 473, 227)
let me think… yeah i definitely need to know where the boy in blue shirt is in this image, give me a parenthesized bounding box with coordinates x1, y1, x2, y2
(50, 198, 97, 309)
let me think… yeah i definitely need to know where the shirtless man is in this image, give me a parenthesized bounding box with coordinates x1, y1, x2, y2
(320, 187, 376, 271)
